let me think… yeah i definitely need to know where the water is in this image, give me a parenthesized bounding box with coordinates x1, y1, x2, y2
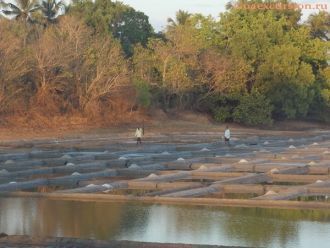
(0, 197, 330, 248)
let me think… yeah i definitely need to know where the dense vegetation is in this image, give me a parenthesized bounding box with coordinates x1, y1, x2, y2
(0, 0, 329, 126)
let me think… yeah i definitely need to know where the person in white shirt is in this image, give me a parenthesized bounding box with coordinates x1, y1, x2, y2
(224, 126, 231, 145)
(135, 127, 143, 145)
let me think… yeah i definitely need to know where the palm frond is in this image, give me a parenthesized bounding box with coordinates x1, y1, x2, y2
(167, 17, 175, 24)
(39, 0, 65, 21)
(19, 0, 32, 10)
(1, 0, 41, 22)
(29, 6, 40, 12)
(2, 9, 20, 16)
(8, 3, 21, 12)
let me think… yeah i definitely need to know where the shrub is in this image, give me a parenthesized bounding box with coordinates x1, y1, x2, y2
(233, 92, 273, 126)
(213, 106, 232, 123)
(134, 80, 151, 108)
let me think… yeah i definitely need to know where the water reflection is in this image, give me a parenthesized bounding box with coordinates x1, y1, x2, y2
(222, 208, 299, 247)
(0, 197, 330, 248)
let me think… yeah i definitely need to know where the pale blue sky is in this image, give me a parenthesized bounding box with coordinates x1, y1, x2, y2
(120, 0, 227, 31)
(119, 0, 328, 31)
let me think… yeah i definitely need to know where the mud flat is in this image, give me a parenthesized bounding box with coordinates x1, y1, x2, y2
(0, 235, 248, 248)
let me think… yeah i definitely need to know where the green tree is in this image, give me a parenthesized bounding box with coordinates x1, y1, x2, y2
(233, 91, 273, 126)
(308, 67, 330, 122)
(133, 80, 151, 108)
(218, 1, 328, 121)
(257, 45, 315, 118)
(307, 11, 330, 41)
(113, 7, 154, 55)
(69, 0, 154, 55)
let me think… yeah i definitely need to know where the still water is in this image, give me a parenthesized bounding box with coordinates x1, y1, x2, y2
(0, 197, 330, 248)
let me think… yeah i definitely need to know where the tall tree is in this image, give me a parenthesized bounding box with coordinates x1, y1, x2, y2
(167, 10, 191, 27)
(0, 19, 31, 113)
(217, 0, 328, 120)
(31, 15, 131, 116)
(69, 0, 154, 56)
(111, 7, 153, 55)
(256, 44, 315, 119)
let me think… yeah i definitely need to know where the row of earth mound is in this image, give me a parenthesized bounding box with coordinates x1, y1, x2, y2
(0, 132, 329, 209)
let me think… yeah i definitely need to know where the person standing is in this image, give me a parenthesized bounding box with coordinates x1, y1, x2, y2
(135, 127, 143, 145)
(224, 126, 231, 146)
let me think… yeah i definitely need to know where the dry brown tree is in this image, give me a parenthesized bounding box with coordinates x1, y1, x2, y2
(0, 19, 31, 114)
(32, 15, 132, 121)
(32, 15, 91, 114)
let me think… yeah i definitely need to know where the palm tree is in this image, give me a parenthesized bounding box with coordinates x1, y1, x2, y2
(225, 1, 234, 10)
(167, 10, 191, 28)
(1, 0, 40, 22)
(38, 0, 64, 22)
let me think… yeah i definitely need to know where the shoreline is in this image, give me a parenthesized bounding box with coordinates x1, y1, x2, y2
(0, 235, 249, 248)
(1, 114, 329, 143)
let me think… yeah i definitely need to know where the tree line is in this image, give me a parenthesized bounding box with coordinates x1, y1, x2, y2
(0, 0, 329, 125)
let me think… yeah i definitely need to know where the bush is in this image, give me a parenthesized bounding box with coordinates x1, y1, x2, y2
(233, 92, 273, 126)
(134, 80, 151, 108)
(213, 106, 232, 123)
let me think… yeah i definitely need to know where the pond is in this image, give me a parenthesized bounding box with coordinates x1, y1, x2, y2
(0, 197, 330, 248)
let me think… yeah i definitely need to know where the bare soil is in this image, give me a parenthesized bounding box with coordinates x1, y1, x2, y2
(0, 235, 250, 248)
(1, 111, 329, 142)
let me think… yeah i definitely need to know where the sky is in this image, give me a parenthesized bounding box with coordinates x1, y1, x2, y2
(119, 0, 328, 31)
(1, 0, 327, 30)
(121, 0, 227, 31)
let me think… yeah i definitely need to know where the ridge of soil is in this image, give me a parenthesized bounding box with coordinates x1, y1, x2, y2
(0, 235, 250, 248)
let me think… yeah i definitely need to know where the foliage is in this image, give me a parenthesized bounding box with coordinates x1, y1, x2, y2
(69, 0, 154, 55)
(31, 15, 92, 113)
(198, 49, 250, 94)
(37, 0, 64, 23)
(1, 0, 40, 22)
(0, 0, 329, 125)
(167, 10, 191, 33)
(233, 92, 273, 126)
(213, 106, 232, 123)
(308, 67, 330, 122)
(256, 44, 315, 119)
(133, 80, 151, 108)
(0, 19, 31, 113)
(307, 11, 330, 41)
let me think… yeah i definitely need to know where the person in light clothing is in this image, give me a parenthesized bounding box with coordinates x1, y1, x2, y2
(224, 126, 231, 146)
(135, 127, 143, 145)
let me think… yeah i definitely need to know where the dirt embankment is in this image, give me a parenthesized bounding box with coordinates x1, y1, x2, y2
(0, 235, 248, 248)
(1, 110, 329, 142)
